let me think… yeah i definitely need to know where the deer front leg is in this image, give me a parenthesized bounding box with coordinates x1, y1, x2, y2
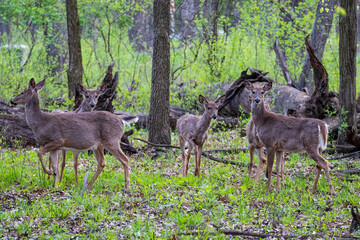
(59, 150, 66, 182)
(275, 151, 283, 191)
(72, 150, 80, 185)
(38, 141, 64, 175)
(254, 148, 266, 181)
(194, 143, 203, 177)
(248, 146, 255, 177)
(184, 142, 194, 177)
(266, 147, 276, 193)
(49, 151, 60, 188)
(87, 145, 106, 190)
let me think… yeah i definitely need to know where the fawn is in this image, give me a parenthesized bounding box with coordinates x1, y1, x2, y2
(177, 94, 226, 177)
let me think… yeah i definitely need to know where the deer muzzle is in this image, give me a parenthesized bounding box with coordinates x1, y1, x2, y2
(255, 98, 260, 104)
(90, 102, 95, 108)
(212, 114, 217, 119)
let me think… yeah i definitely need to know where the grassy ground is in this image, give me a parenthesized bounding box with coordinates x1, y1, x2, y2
(0, 128, 359, 239)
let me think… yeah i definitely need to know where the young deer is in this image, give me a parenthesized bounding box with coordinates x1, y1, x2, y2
(245, 80, 335, 195)
(11, 78, 130, 189)
(56, 83, 106, 183)
(177, 94, 226, 177)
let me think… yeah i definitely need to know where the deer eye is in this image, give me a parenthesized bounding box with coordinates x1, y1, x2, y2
(261, 91, 264, 94)
(252, 91, 255, 94)
(86, 96, 89, 98)
(95, 95, 98, 98)
(207, 107, 211, 110)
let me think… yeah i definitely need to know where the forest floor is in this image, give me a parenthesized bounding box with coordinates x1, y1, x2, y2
(0, 128, 360, 239)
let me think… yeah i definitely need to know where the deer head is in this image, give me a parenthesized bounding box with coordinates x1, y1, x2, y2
(11, 78, 45, 106)
(351, 206, 360, 233)
(199, 94, 226, 119)
(244, 81, 272, 109)
(76, 83, 106, 109)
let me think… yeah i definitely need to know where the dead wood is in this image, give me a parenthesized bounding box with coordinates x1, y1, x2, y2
(327, 151, 360, 160)
(273, 40, 295, 87)
(333, 168, 360, 175)
(180, 229, 359, 239)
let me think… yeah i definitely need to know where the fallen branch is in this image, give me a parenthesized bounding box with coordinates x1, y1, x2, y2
(180, 229, 360, 240)
(333, 168, 360, 176)
(134, 137, 180, 149)
(327, 151, 360, 160)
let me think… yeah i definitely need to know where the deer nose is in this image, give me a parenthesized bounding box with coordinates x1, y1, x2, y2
(90, 102, 95, 108)
(212, 114, 217, 119)
(255, 98, 260, 103)
(10, 99, 16, 105)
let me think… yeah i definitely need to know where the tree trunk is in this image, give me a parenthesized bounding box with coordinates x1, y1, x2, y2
(148, 0, 171, 144)
(297, 0, 336, 93)
(0, 17, 10, 45)
(66, 0, 83, 110)
(128, 0, 153, 52)
(338, 0, 357, 143)
(178, 0, 200, 41)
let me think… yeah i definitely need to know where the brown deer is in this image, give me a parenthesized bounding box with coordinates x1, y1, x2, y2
(56, 83, 106, 183)
(245, 80, 335, 195)
(11, 78, 130, 190)
(177, 94, 226, 177)
(351, 206, 360, 233)
(246, 103, 285, 181)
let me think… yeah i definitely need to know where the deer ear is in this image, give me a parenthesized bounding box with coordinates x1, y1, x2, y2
(199, 95, 208, 106)
(29, 78, 36, 89)
(35, 80, 45, 91)
(264, 81, 272, 91)
(215, 94, 226, 106)
(244, 80, 252, 90)
(97, 83, 107, 95)
(76, 83, 86, 95)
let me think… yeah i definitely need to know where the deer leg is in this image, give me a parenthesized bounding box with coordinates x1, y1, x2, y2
(59, 150, 66, 183)
(312, 165, 322, 192)
(306, 148, 336, 195)
(275, 151, 283, 191)
(49, 151, 60, 188)
(281, 152, 285, 183)
(38, 141, 64, 175)
(195, 144, 203, 177)
(184, 142, 194, 177)
(72, 150, 80, 185)
(104, 144, 130, 190)
(87, 145, 106, 190)
(266, 148, 276, 193)
(179, 138, 187, 176)
(248, 146, 255, 177)
(254, 148, 266, 181)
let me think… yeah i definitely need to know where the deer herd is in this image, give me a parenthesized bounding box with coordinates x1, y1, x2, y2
(10, 78, 336, 195)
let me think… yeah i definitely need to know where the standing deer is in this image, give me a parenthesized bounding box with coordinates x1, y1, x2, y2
(245, 80, 335, 195)
(246, 103, 285, 181)
(56, 83, 106, 184)
(177, 94, 226, 177)
(11, 78, 130, 189)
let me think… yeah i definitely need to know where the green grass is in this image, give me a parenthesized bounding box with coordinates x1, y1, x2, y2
(0, 129, 359, 239)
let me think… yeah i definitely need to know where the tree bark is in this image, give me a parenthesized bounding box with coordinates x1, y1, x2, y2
(66, 0, 83, 110)
(297, 0, 336, 93)
(148, 0, 171, 144)
(338, 0, 357, 144)
(178, 0, 200, 40)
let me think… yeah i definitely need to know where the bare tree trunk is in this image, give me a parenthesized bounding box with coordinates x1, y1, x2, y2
(338, 0, 357, 144)
(0, 17, 10, 45)
(148, 0, 171, 144)
(298, 0, 336, 93)
(178, 0, 200, 40)
(66, 0, 83, 110)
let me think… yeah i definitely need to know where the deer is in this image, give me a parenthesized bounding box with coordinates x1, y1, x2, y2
(246, 103, 285, 181)
(245, 80, 336, 195)
(54, 83, 106, 184)
(177, 94, 226, 177)
(11, 78, 130, 190)
(351, 206, 360, 233)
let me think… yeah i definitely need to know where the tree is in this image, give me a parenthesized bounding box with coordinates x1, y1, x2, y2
(148, 0, 171, 144)
(66, 0, 83, 109)
(297, 0, 336, 93)
(339, 0, 357, 142)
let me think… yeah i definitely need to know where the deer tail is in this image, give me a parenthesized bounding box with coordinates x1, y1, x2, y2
(120, 116, 138, 126)
(318, 123, 328, 151)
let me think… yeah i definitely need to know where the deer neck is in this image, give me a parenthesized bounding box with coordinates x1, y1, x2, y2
(196, 113, 212, 136)
(251, 101, 268, 127)
(24, 92, 44, 131)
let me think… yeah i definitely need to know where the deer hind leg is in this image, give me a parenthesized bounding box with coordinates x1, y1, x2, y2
(87, 145, 106, 190)
(104, 143, 130, 190)
(254, 148, 266, 181)
(59, 150, 66, 182)
(179, 137, 187, 176)
(248, 146, 255, 177)
(275, 151, 283, 191)
(281, 152, 286, 183)
(265, 148, 276, 193)
(49, 151, 60, 188)
(194, 143, 203, 177)
(306, 148, 336, 195)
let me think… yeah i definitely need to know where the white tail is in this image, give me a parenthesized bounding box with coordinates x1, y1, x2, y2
(11, 78, 130, 190)
(177, 94, 226, 177)
(245, 80, 335, 195)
